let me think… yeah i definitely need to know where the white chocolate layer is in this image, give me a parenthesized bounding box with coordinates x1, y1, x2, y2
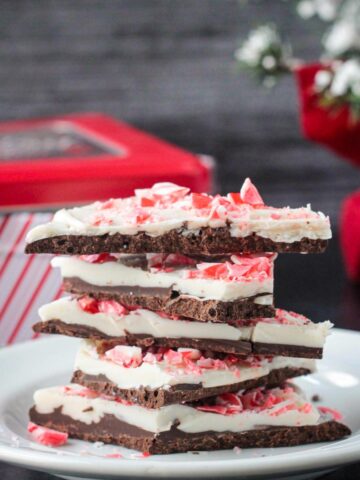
(38, 297, 332, 349)
(39, 297, 252, 341)
(33, 384, 321, 434)
(51, 256, 273, 302)
(26, 183, 331, 245)
(74, 341, 315, 389)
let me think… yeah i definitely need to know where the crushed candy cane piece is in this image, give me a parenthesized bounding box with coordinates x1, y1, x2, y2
(140, 451, 151, 458)
(217, 392, 243, 408)
(191, 193, 212, 209)
(196, 405, 228, 415)
(227, 192, 243, 205)
(140, 197, 155, 207)
(147, 253, 167, 268)
(91, 214, 114, 226)
(195, 387, 302, 416)
(142, 352, 158, 364)
(78, 296, 99, 314)
(98, 300, 128, 316)
(105, 345, 143, 368)
(79, 253, 118, 263)
(101, 345, 253, 377)
(184, 254, 272, 282)
(100, 199, 115, 210)
(28, 422, 68, 447)
(84, 180, 325, 234)
(63, 386, 99, 398)
(135, 182, 190, 205)
(147, 252, 196, 270)
(177, 348, 202, 360)
(318, 406, 343, 421)
(77, 296, 128, 317)
(240, 178, 264, 206)
(105, 453, 123, 458)
(163, 349, 185, 365)
(134, 211, 151, 224)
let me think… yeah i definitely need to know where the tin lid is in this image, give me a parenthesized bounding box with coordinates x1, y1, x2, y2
(0, 113, 212, 210)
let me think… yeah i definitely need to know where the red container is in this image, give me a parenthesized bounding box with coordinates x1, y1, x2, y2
(0, 113, 213, 210)
(0, 113, 214, 345)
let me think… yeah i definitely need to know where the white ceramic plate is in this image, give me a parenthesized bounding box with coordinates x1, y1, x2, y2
(0, 329, 360, 480)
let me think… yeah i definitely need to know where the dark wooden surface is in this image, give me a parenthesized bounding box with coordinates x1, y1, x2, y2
(0, 1, 359, 478)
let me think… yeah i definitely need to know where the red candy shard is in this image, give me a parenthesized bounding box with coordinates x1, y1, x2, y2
(79, 253, 118, 264)
(142, 352, 158, 364)
(197, 387, 298, 416)
(299, 402, 313, 414)
(148, 253, 196, 270)
(147, 253, 166, 268)
(208, 204, 228, 221)
(28, 422, 68, 447)
(196, 262, 228, 278)
(64, 386, 99, 398)
(98, 300, 127, 316)
(227, 192, 243, 205)
(186, 254, 272, 282)
(196, 357, 217, 369)
(318, 406, 343, 421)
(91, 214, 114, 226)
(140, 197, 155, 207)
(217, 392, 244, 408)
(165, 253, 197, 266)
(135, 211, 151, 224)
(78, 296, 99, 314)
(105, 345, 142, 368)
(196, 405, 228, 415)
(240, 178, 264, 206)
(99, 199, 115, 210)
(135, 182, 190, 205)
(177, 348, 202, 360)
(78, 296, 128, 316)
(151, 183, 190, 202)
(191, 193, 212, 209)
(226, 262, 253, 279)
(163, 349, 185, 365)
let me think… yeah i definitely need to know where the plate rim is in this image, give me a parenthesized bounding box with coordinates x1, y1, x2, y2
(1, 328, 360, 478)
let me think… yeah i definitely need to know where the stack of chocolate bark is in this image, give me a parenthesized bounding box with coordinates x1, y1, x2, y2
(26, 180, 350, 454)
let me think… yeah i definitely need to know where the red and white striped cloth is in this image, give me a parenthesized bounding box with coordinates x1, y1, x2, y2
(0, 213, 62, 346)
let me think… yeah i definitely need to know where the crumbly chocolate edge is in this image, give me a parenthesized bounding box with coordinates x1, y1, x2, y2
(25, 229, 328, 255)
(63, 277, 275, 322)
(29, 407, 350, 454)
(32, 320, 323, 358)
(71, 367, 312, 408)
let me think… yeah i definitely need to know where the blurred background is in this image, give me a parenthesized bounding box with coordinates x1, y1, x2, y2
(0, 0, 357, 209)
(0, 0, 359, 338)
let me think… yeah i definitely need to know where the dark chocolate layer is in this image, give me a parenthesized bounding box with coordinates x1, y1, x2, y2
(25, 229, 328, 255)
(95, 337, 253, 355)
(32, 320, 252, 355)
(64, 277, 275, 322)
(32, 319, 324, 359)
(71, 367, 312, 408)
(29, 407, 350, 454)
(253, 343, 323, 358)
